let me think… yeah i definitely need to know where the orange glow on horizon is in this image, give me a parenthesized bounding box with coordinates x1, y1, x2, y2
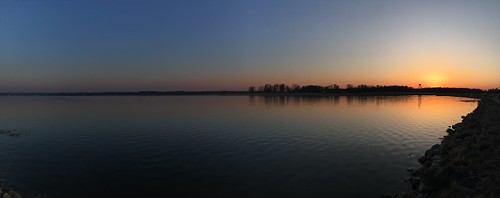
(421, 73, 449, 88)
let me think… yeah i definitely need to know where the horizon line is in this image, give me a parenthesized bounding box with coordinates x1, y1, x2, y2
(0, 86, 495, 95)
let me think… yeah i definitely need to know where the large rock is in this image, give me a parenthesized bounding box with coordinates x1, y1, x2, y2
(459, 177, 478, 189)
(395, 97, 500, 197)
(418, 166, 454, 193)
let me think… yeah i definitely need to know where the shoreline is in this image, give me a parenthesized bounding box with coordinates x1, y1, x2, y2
(391, 96, 500, 197)
(0, 92, 485, 98)
(0, 178, 21, 198)
(2, 94, 495, 197)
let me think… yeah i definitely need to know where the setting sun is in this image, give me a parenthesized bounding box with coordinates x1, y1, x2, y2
(421, 73, 449, 87)
(1, 1, 499, 197)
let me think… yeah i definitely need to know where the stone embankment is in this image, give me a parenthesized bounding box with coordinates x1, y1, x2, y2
(391, 96, 500, 197)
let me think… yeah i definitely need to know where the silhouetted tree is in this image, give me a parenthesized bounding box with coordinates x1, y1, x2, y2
(301, 85, 324, 93)
(279, 84, 286, 93)
(290, 84, 301, 93)
(249, 83, 483, 94)
(258, 86, 264, 92)
(264, 84, 273, 92)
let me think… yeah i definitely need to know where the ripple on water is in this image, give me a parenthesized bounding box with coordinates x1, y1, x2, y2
(0, 95, 477, 197)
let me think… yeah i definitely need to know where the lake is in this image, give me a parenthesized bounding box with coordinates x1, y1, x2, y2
(0, 95, 477, 197)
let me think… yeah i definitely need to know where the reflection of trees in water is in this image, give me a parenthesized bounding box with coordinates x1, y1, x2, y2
(252, 95, 343, 108)
(418, 95, 422, 109)
(252, 96, 337, 108)
(373, 95, 412, 106)
(334, 96, 340, 105)
(356, 95, 412, 106)
(250, 95, 414, 108)
(249, 95, 255, 106)
(346, 95, 354, 106)
(262, 96, 286, 108)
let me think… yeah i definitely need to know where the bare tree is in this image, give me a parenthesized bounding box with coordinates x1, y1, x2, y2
(248, 86, 255, 93)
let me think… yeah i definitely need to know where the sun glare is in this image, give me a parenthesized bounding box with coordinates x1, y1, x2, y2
(422, 73, 449, 87)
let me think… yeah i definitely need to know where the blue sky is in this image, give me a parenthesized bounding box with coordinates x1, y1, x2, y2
(1, 0, 499, 91)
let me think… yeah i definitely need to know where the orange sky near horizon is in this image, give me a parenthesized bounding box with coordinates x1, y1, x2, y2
(1, 0, 499, 92)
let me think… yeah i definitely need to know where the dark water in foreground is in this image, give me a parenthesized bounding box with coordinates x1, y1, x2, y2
(0, 95, 477, 197)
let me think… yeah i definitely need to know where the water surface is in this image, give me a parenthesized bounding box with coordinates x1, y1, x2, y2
(0, 95, 477, 197)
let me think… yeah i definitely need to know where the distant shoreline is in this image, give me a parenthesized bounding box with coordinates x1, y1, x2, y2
(0, 91, 486, 98)
(1, 86, 494, 97)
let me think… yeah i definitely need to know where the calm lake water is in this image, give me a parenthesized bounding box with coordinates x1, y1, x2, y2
(0, 95, 477, 197)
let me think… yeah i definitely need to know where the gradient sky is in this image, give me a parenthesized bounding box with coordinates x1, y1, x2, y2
(1, 0, 499, 91)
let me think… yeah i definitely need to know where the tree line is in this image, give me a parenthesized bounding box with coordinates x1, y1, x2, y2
(248, 83, 484, 93)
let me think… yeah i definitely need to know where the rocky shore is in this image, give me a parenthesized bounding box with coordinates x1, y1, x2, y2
(0, 179, 21, 198)
(390, 96, 500, 197)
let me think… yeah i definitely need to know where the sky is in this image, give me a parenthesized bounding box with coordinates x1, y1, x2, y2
(1, 0, 499, 92)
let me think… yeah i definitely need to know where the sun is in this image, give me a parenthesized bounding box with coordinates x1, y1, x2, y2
(421, 73, 449, 87)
